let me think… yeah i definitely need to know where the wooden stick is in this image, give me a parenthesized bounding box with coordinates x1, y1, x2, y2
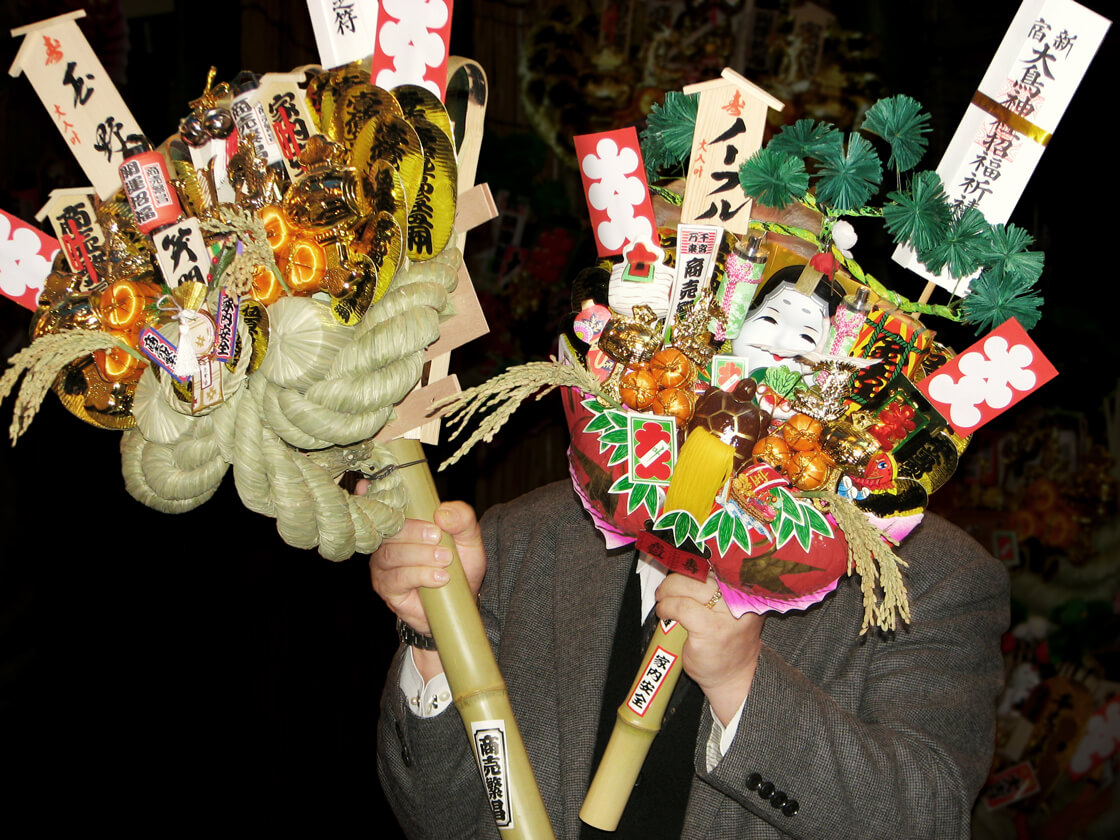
(917, 280, 935, 305)
(386, 438, 556, 840)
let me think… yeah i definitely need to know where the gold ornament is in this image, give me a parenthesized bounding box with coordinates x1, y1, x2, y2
(598, 305, 662, 367)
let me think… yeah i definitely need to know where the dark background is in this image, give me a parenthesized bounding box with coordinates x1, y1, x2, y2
(0, 0, 1114, 833)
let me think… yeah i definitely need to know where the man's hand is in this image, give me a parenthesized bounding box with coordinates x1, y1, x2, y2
(656, 573, 764, 726)
(370, 502, 486, 680)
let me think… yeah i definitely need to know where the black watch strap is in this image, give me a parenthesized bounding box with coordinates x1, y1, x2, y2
(396, 617, 438, 651)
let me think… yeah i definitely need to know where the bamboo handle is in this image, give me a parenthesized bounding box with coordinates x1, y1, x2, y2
(386, 438, 556, 840)
(580, 619, 690, 831)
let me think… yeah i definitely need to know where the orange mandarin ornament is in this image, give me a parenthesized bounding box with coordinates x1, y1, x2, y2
(753, 434, 792, 470)
(98, 279, 160, 331)
(649, 347, 694, 389)
(652, 386, 696, 428)
(250, 265, 283, 305)
(620, 368, 658, 410)
(786, 448, 835, 491)
(781, 412, 823, 452)
(93, 331, 144, 383)
(282, 238, 327, 294)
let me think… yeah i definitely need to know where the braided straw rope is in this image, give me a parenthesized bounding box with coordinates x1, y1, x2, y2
(119, 247, 461, 559)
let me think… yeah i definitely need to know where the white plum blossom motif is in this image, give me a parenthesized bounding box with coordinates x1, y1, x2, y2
(1069, 699, 1120, 777)
(581, 138, 654, 253)
(926, 335, 1036, 430)
(375, 0, 450, 96)
(0, 214, 55, 302)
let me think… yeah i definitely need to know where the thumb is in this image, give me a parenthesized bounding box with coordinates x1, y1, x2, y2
(434, 501, 482, 548)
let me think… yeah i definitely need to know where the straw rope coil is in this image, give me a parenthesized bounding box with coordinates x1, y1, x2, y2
(117, 247, 461, 559)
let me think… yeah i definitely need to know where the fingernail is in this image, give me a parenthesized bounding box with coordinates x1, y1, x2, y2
(422, 525, 440, 543)
(434, 547, 451, 565)
(433, 569, 449, 583)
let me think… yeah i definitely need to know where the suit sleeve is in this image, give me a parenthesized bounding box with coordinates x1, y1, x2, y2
(376, 643, 502, 839)
(694, 515, 1009, 840)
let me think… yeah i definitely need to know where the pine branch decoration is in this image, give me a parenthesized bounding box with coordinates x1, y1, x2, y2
(960, 268, 1045, 332)
(768, 118, 843, 161)
(734, 92, 1048, 335)
(860, 95, 931, 172)
(917, 205, 990, 278)
(640, 91, 699, 178)
(976, 223, 1044, 284)
(882, 170, 953, 252)
(738, 148, 810, 210)
(815, 133, 883, 212)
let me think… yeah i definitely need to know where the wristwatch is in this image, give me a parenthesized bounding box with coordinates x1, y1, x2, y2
(396, 617, 438, 651)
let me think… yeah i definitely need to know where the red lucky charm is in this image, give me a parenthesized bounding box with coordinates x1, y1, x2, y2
(869, 401, 917, 450)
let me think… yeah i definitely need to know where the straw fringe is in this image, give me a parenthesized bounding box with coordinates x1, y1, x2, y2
(816, 491, 911, 634)
(435, 359, 612, 470)
(202, 207, 278, 297)
(0, 331, 127, 444)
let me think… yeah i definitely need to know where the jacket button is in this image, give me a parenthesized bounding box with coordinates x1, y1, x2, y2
(770, 791, 787, 808)
(759, 781, 775, 799)
(746, 773, 762, 791)
(782, 799, 800, 817)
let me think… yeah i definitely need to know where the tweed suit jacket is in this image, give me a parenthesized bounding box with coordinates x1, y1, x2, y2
(378, 480, 1008, 839)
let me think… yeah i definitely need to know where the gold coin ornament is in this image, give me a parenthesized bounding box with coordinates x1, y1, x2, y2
(363, 158, 409, 248)
(406, 116, 458, 262)
(352, 113, 426, 219)
(332, 81, 404, 146)
(392, 84, 454, 143)
(1, 46, 468, 562)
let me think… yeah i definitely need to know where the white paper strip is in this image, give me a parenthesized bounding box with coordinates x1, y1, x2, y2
(36, 187, 103, 283)
(665, 223, 722, 341)
(153, 217, 211, 288)
(10, 11, 145, 200)
(893, 0, 1110, 294)
(306, 0, 381, 69)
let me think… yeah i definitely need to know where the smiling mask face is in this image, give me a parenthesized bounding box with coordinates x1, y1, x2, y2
(730, 281, 829, 374)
